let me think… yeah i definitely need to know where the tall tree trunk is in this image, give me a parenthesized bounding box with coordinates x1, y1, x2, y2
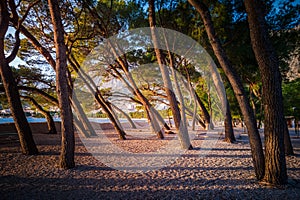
(106, 101, 125, 132)
(48, 0, 75, 169)
(188, 0, 264, 179)
(73, 115, 90, 138)
(149, 0, 191, 149)
(69, 57, 126, 139)
(170, 61, 190, 146)
(245, 0, 288, 185)
(0, 1, 38, 155)
(283, 123, 294, 155)
(108, 50, 165, 139)
(181, 71, 210, 130)
(71, 93, 97, 137)
(258, 98, 263, 129)
(23, 96, 57, 135)
(194, 92, 211, 128)
(224, 101, 236, 143)
(208, 62, 235, 142)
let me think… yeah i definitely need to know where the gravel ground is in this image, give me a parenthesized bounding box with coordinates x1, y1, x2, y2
(0, 127, 299, 200)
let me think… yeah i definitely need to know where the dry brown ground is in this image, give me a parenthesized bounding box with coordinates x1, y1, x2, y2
(0, 126, 299, 200)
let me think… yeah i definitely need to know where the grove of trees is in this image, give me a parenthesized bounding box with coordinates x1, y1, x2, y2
(0, 0, 299, 186)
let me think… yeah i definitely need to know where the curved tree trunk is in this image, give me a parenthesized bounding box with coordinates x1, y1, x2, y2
(73, 115, 90, 138)
(23, 96, 57, 135)
(245, 0, 288, 185)
(69, 57, 126, 140)
(0, 1, 38, 155)
(185, 105, 206, 128)
(180, 75, 209, 130)
(106, 101, 125, 132)
(152, 108, 171, 130)
(71, 93, 97, 137)
(108, 50, 165, 139)
(110, 103, 137, 129)
(188, 0, 264, 179)
(195, 92, 211, 129)
(208, 62, 235, 142)
(48, 0, 75, 169)
(149, 0, 191, 149)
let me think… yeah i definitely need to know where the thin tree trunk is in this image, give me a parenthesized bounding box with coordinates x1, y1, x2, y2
(180, 73, 207, 130)
(224, 101, 235, 143)
(208, 62, 235, 142)
(283, 122, 294, 155)
(194, 91, 211, 129)
(188, 0, 264, 179)
(71, 93, 97, 137)
(149, 0, 191, 149)
(108, 52, 164, 139)
(191, 98, 197, 131)
(48, 0, 75, 169)
(73, 115, 90, 138)
(152, 108, 171, 130)
(110, 103, 136, 129)
(170, 62, 189, 145)
(185, 106, 206, 128)
(69, 57, 126, 139)
(245, 0, 288, 185)
(0, 1, 38, 155)
(23, 96, 57, 135)
(106, 101, 125, 132)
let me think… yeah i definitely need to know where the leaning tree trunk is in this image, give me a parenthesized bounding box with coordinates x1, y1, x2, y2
(71, 93, 97, 137)
(0, 1, 38, 155)
(23, 96, 57, 134)
(69, 57, 126, 139)
(48, 0, 75, 169)
(195, 92, 211, 129)
(245, 0, 288, 185)
(208, 62, 235, 142)
(107, 45, 165, 139)
(181, 72, 210, 130)
(110, 103, 136, 129)
(170, 61, 190, 146)
(188, 0, 264, 180)
(149, 0, 191, 149)
(224, 101, 236, 143)
(209, 65, 235, 143)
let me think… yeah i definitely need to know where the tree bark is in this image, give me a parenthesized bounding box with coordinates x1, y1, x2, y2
(224, 101, 236, 143)
(208, 62, 235, 142)
(188, 0, 264, 179)
(181, 71, 210, 130)
(48, 0, 75, 169)
(283, 123, 294, 155)
(194, 92, 211, 128)
(170, 60, 190, 146)
(244, 0, 288, 185)
(69, 58, 126, 140)
(71, 93, 97, 137)
(23, 96, 57, 134)
(73, 115, 90, 138)
(0, 0, 38, 155)
(110, 103, 137, 129)
(149, 0, 191, 149)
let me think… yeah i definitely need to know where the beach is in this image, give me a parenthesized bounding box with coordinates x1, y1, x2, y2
(0, 122, 299, 199)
